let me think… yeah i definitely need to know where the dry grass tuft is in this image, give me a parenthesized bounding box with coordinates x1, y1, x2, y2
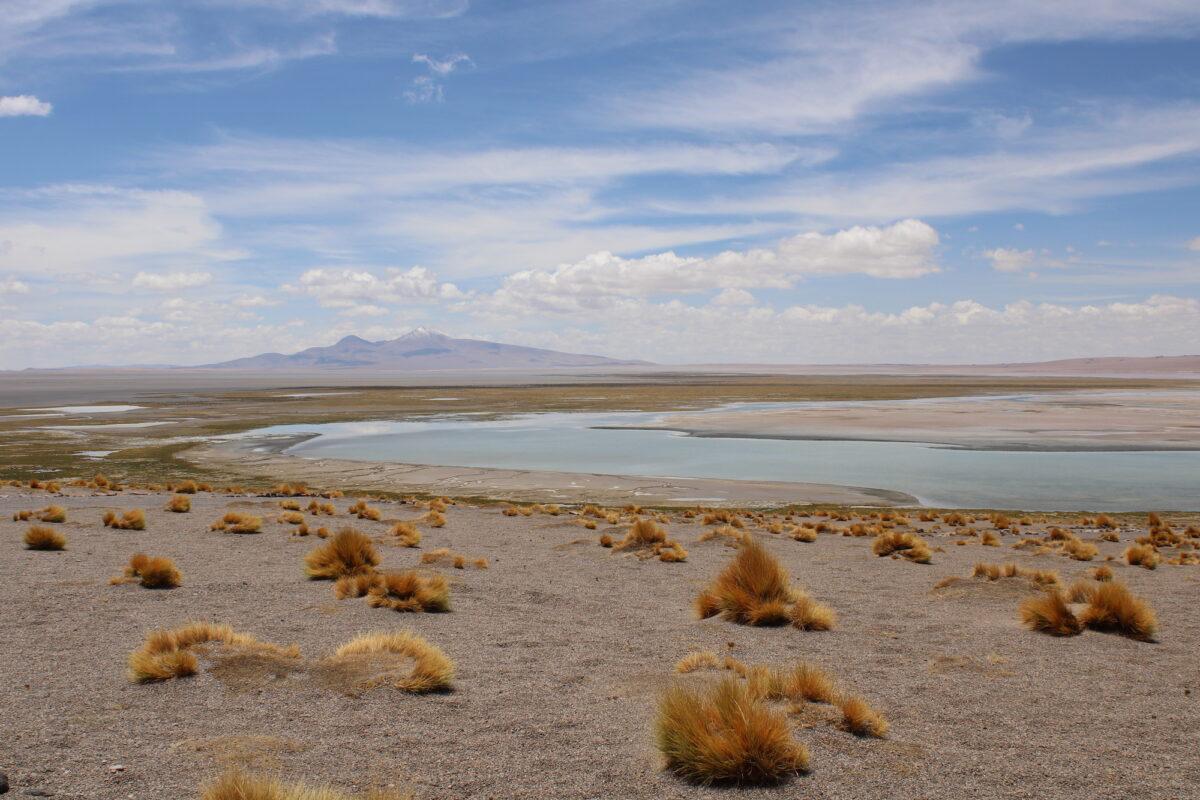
(698, 525, 746, 546)
(210, 511, 262, 534)
(24, 524, 66, 550)
(980, 531, 1000, 547)
(598, 533, 614, 547)
(1063, 538, 1099, 561)
(1125, 543, 1160, 570)
(423, 511, 446, 528)
(789, 592, 837, 631)
(37, 505, 67, 523)
(389, 521, 421, 547)
(790, 526, 818, 543)
(103, 508, 146, 530)
(120, 552, 181, 588)
(328, 630, 454, 693)
(1019, 589, 1083, 636)
(1081, 581, 1157, 641)
(279, 511, 305, 525)
(166, 494, 191, 513)
(420, 547, 488, 569)
(675, 650, 721, 673)
(655, 678, 810, 785)
(1090, 564, 1114, 581)
(304, 528, 380, 580)
(128, 622, 298, 683)
(611, 517, 687, 561)
(366, 571, 450, 613)
(349, 499, 382, 521)
(201, 768, 414, 800)
(838, 696, 889, 738)
(872, 531, 932, 563)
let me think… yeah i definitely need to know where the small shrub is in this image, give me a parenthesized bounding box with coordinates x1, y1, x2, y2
(1081, 582, 1157, 641)
(103, 509, 146, 530)
(210, 511, 262, 534)
(655, 678, 809, 785)
(24, 525, 66, 550)
(872, 531, 931, 563)
(127, 622, 297, 683)
(420, 547, 487, 569)
(599, 533, 613, 547)
(328, 630, 454, 693)
(675, 650, 721, 673)
(366, 571, 450, 612)
(305, 528, 380, 580)
(839, 696, 889, 738)
(166, 495, 191, 513)
(390, 521, 421, 547)
(120, 552, 182, 588)
(790, 526, 817, 543)
(1090, 564, 1114, 581)
(38, 505, 67, 523)
(1125, 544, 1159, 569)
(201, 769, 414, 800)
(980, 531, 999, 547)
(1063, 538, 1099, 561)
(789, 592, 836, 631)
(1019, 590, 1082, 636)
(424, 511, 446, 528)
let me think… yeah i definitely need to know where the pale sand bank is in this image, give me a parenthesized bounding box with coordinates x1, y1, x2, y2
(641, 390, 1200, 451)
(186, 436, 915, 507)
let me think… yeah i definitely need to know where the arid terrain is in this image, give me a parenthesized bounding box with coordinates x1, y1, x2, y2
(2, 484, 1198, 799)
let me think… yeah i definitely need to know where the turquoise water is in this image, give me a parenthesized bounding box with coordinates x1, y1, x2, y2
(242, 406, 1200, 511)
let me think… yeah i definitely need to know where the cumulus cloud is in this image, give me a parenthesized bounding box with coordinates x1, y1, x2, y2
(286, 265, 463, 310)
(132, 271, 213, 291)
(984, 247, 1036, 272)
(468, 220, 940, 315)
(0, 95, 52, 117)
(491, 295, 1200, 365)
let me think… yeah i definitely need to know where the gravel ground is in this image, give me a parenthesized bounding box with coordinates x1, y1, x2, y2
(1, 490, 1198, 799)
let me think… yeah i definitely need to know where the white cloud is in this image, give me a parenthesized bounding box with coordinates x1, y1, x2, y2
(132, 271, 213, 291)
(286, 265, 463, 309)
(0, 278, 30, 295)
(0, 95, 52, 117)
(468, 220, 940, 315)
(1187, 236, 1200, 251)
(0, 186, 231, 276)
(710, 288, 755, 307)
(412, 52, 472, 75)
(232, 293, 281, 308)
(404, 75, 443, 104)
(984, 247, 1036, 273)
(490, 295, 1200, 365)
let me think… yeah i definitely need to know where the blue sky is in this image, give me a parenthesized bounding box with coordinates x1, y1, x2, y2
(1, 0, 1198, 367)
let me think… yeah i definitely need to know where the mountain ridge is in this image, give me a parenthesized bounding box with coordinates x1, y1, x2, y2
(201, 329, 649, 370)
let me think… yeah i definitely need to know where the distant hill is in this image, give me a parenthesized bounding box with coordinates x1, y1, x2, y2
(203, 328, 648, 370)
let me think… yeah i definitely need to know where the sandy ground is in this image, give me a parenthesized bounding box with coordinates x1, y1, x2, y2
(2, 490, 1198, 799)
(185, 437, 915, 507)
(645, 390, 1200, 450)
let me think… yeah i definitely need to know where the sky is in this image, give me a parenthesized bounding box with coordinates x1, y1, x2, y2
(1, 0, 1199, 368)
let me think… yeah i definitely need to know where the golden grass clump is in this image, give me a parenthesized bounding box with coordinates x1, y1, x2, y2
(328, 630, 454, 693)
(610, 517, 688, 561)
(675, 650, 721, 674)
(389, 521, 421, 547)
(1090, 564, 1114, 581)
(24, 524, 66, 550)
(1080, 581, 1157, 642)
(695, 539, 831, 630)
(655, 678, 810, 785)
(980, 531, 999, 547)
(201, 769, 415, 800)
(1125, 543, 1160, 570)
(279, 499, 302, 511)
(698, 524, 746, 546)
(279, 511, 305, 525)
(1019, 589, 1083, 636)
(304, 528, 380, 580)
(1063, 538, 1099, 561)
(12, 509, 32, 521)
(127, 622, 298, 683)
(37, 505, 67, 523)
(120, 552, 182, 588)
(366, 571, 451, 613)
(871, 530, 932, 563)
(420, 547, 488, 569)
(789, 592, 837, 631)
(839, 696, 889, 738)
(173, 479, 199, 494)
(166, 494, 191, 513)
(598, 533, 613, 547)
(103, 508, 146, 530)
(790, 526, 818, 543)
(424, 511, 446, 528)
(350, 496, 381, 522)
(210, 511, 263, 534)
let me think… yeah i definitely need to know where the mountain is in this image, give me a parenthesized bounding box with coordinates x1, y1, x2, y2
(203, 328, 648, 370)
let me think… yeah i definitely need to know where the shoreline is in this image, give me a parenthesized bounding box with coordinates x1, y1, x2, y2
(187, 435, 917, 508)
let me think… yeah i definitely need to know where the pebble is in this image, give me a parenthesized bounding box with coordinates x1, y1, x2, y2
(0, 772, 7, 794)
(23, 791, 51, 798)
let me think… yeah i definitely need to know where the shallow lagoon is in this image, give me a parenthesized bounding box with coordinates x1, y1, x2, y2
(245, 405, 1200, 511)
